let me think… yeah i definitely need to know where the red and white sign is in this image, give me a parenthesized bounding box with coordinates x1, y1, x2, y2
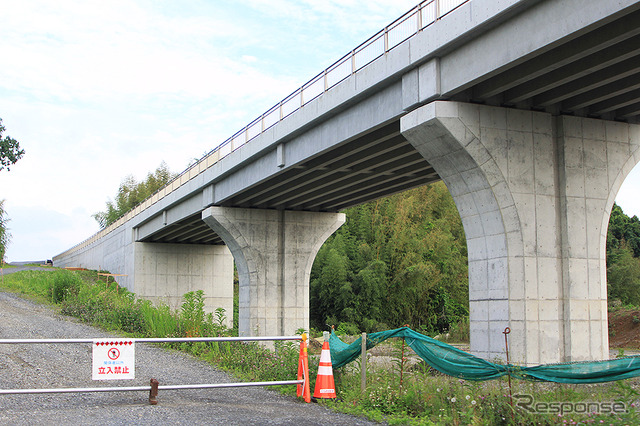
(92, 339, 135, 380)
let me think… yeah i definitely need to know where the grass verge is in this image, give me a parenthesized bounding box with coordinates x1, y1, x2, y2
(1, 268, 640, 425)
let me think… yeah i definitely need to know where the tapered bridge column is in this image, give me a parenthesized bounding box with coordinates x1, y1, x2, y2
(202, 207, 345, 337)
(402, 101, 640, 365)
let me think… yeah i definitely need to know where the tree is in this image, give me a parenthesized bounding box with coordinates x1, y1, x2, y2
(0, 118, 25, 172)
(607, 242, 640, 305)
(93, 162, 176, 228)
(607, 203, 640, 257)
(0, 200, 10, 264)
(309, 182, 469, 333)
(607, 203, 640, 305)
(0, 117, 22, 262)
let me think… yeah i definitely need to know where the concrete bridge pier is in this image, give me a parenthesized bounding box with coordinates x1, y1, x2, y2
(202, 207, 345, 337)
(401, 101, 640, 365)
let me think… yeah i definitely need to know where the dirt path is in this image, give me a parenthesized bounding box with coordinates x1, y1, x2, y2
(0, 292, 378, 425)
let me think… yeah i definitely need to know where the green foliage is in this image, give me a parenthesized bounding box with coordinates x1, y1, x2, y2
(0, 269, 229, 338)
(0, 200, 9, 264)
(608, 241, 640, 305)
(607, 203, 640, 306)
(332, 358, 640, 425)
(92, 161, 176, 228)
(310, 183, 468, 334)
(205, 340, 304, 384)
(49, 269, 82, 303)
(181, 290, 206, 336)
(443, 316, 470, 343)
(608, 203, 640, 257)
(0, 118, 25, 172)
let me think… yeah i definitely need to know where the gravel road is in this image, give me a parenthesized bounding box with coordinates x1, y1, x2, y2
(0, 292, 379, 425)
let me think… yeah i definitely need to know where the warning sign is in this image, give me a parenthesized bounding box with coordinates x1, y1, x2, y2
(92, 339, 135, 380)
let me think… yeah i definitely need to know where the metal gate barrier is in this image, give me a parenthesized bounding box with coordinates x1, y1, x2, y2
(0, 335, 311, 404)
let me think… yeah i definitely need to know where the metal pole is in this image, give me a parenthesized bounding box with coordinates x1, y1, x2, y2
(0, 336, 302, 345)
(360, 332, 367, 393)
(400, 334, 406, 388)
(502, 327, 513, 408)
(0, 380, 304, 396)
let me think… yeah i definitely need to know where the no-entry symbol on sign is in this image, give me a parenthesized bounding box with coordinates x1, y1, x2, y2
(108, 347, 120, 360)
(92, 339, 135, 380)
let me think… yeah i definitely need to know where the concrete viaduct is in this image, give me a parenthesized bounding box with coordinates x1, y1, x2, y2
(54, 0, 640, 366)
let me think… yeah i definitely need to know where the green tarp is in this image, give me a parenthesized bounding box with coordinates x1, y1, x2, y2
(329, 327, 640, 384)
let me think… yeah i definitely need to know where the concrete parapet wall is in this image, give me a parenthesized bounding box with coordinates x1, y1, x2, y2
(53, 224, 135, 291)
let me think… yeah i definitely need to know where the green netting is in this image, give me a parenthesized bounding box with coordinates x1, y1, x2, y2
(329, 327, 640, 383)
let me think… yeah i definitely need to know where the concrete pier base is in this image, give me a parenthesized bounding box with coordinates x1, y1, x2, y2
(401, 101, 640, 364)
(202, 207, 345, 337)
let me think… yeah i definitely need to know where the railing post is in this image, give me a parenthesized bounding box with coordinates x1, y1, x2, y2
(384, 27, 389, 53)
(351, 50, 356, 75)
(360, 332, 367, 393)
(417, 3, 423, 30)
(324, 69, 328, 92)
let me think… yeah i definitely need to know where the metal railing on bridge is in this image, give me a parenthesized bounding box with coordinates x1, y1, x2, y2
(56, 0, 468, 259)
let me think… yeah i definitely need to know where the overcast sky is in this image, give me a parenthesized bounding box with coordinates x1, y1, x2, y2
(1, 0, 640, 262)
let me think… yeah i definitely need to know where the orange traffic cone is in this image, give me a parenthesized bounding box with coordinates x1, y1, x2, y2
(313, 340, 336, 399)
(297, 333, 311, 403)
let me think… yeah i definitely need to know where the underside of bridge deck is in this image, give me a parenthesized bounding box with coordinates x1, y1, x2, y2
(448, 6, 640, 124)
(218, 121, 440, 211)
(140, 120, 440, 245)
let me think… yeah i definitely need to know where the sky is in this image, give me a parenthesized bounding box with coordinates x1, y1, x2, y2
(1, 0, 640, 262)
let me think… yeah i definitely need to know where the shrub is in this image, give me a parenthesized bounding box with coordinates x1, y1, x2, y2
(337, 321, 360, 336)
(49, 270, 81, 303)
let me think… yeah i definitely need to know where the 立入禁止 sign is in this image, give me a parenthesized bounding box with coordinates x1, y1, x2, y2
(92, 339, 135, 380)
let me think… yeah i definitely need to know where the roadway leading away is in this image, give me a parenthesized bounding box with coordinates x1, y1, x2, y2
(0, 292, 377, 425)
